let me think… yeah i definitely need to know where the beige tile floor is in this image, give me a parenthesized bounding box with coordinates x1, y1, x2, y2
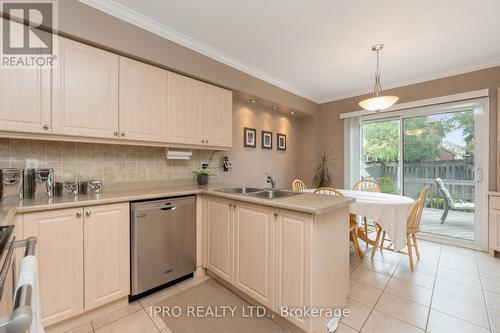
(63, 240, 500, 333)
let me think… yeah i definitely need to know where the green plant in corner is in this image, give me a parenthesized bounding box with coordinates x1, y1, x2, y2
(193, 169, 215, 186)
(313, 149, 334, 188)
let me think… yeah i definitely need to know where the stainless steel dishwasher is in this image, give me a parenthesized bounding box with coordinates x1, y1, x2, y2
(130, 196, 196, 300)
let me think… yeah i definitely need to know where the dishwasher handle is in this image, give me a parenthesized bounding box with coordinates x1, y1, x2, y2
(160, 206, 177, 211)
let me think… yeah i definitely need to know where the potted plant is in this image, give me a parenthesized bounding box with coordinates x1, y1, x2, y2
(313, 149, 334, 188)
(193, 169, 214, 185)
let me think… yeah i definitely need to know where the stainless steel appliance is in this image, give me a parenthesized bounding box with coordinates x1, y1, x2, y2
(79, 180, 102, 194)
(27, 168, 54, 198)
(0, 169, 23, 201)
(130, 196, 196, 299)
(55, 181, 79, 197)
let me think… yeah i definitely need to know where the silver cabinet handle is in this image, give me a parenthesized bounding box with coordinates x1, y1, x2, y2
(85, 211, 91, 217)
(113, 131, 118, 136)
(42, 124, 49, 130)
(205, 139, 208, 144)
(120, 132, 125, 137)
(228, 203, 233, 208)
(274, 212, 279, 218)
(76, 212, 82, 218)
(201, 139, 205, 143)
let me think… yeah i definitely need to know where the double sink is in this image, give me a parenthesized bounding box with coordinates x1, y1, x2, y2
(215, 187, 302, 199)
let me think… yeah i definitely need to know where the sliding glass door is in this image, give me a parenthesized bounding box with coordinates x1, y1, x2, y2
(402, 111, 475, 241)
(359, 99, 489, 248)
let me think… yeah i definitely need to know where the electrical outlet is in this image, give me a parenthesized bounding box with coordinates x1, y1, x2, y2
(201, 162, 209, 170)
(26, 159, 39, 169)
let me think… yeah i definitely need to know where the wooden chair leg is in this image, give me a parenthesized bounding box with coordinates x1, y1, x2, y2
(411, 233, 420, 260)
(371, 227, 382, 259)
(406, 234, 414, 271)
(363, 216, 369, 247)
(381, 230, 386, 249)
(350, 230, 364, 259)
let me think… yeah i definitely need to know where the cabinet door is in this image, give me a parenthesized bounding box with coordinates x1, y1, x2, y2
(23, 207, 84, 326)
(0, 19, 51, 134)
(274, 210, 312, 331)
(52, 37, 119, 139)
(206, 197, 234, 284)
(167, 72, 204, 145)
(119, 57, 168, 142)
(202, 84, 232, 148)
(234, 202, 274, 307)
(490, 208, 500, 251)
(84, 203, 130, 310)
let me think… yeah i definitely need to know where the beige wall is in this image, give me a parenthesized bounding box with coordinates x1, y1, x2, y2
(318, 66, 500, 191)
(56, 0, 318, 117)
(220, 100, 301, 189)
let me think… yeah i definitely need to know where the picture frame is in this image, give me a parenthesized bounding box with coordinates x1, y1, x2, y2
(261, 131, 273, 149)
(277, 133, 286, 151)
(243, 127, 257, 148)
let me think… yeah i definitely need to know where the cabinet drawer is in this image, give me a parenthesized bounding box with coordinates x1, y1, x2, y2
(491, 196, 500, 210)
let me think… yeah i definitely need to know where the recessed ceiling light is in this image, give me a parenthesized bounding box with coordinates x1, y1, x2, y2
(290, 111, 295, 115)
(250, 99, 257, 103)
(272, 106, 279, 110)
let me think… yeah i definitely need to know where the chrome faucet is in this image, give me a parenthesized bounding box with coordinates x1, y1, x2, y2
(266, 174, 277, 189)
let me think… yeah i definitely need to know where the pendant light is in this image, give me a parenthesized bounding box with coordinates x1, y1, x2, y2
(358, 44, 399, 112)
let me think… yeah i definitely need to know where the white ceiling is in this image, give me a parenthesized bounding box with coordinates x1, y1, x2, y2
(81, 0, 500, 103)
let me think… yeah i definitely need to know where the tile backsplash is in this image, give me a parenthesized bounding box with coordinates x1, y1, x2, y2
(0, 138, 221, 185)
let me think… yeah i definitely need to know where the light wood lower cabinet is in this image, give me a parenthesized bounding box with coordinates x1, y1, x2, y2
(274, 209, 312, 330)
(84, 203, 130, 310)
(206, 197, 234, 284)
(489, 196, 500, 254)
(23, 207, 84, 327)
(234, 202, 274, 308)
(203, 197, 349, 333)
(21, 202, 130, 327)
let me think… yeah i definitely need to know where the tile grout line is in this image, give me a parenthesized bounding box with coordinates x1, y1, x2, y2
(358, 247, 402, 332)
(422, 242, 442, 332)
(475, 250, 494, 333)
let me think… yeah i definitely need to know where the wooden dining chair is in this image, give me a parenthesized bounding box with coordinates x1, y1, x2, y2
(352, 180, 381, 245)
(371, 188, 428, 271)
(314, 187, 364, 258)
(292, 179, 307, 191)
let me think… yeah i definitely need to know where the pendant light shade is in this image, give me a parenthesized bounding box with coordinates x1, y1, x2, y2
(358, 95, 399, 112)
(359, 44, 399, 112)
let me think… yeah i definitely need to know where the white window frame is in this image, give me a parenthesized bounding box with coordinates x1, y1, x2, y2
(356, 97, 489, 249)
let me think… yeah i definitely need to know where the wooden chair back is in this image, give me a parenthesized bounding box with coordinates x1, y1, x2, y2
(292, 179, 307, 191)
(353, 179, 381, 192)
(314, 187, 344, 196)
(407, 188, 429, 232)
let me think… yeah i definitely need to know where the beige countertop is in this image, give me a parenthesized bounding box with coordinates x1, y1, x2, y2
(0, 184, 354, 226)
(489, 191, 500, 197)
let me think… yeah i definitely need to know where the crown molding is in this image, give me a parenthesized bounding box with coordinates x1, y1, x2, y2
(317, 58, 500, 104)
(78, 0, 320, 103)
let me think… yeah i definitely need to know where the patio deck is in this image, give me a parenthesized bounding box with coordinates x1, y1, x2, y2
(420, 207, 474, 241)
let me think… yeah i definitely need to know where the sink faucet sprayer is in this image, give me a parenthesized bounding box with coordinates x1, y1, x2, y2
(266, 174, 277, 189)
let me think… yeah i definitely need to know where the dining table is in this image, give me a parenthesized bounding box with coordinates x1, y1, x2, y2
(303, 189, 415, 251)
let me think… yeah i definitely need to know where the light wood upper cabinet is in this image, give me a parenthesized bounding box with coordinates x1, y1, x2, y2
(167, 72, 233, 148)
(0, 67, 51, 134)
(119, 57, 168, 142)
(52, 37, 119, 139)
(234, 202, 274, 308)
(203, 84, 233, 147)
(23, 207, 84, 327)
(206, 197, 234, 284)
(84, 203, 130, 310)
(0, 18, 51, 134)
(167, 72, 204, 145)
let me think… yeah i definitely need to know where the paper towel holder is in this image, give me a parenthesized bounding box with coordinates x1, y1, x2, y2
(0, 237, 37, 333)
